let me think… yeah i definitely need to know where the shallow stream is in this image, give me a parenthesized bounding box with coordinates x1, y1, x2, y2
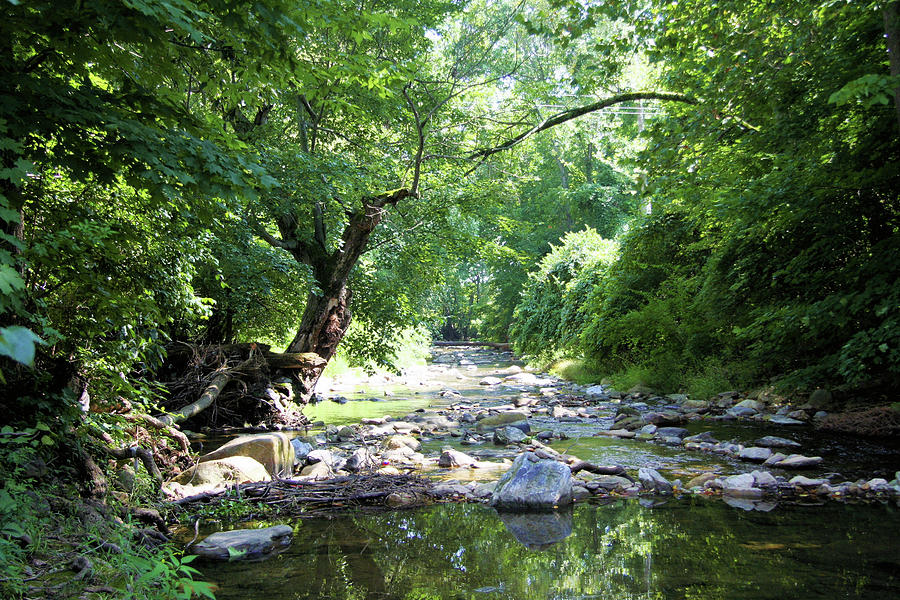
(196, 346, 900, 599)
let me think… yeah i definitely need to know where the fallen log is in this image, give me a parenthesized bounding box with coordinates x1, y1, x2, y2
(568, 459, 634, 482)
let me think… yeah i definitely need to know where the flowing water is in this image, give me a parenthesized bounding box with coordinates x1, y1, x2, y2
(195, 346, 900, 599)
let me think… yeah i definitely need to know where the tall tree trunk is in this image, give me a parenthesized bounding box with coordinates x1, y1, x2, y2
(286, 285, 353, 399)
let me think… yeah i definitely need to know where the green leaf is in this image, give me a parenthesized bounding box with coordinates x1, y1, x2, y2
(0, 326, 46, 367)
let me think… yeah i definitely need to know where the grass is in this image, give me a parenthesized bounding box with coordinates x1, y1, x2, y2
(547, 358, 606, 385)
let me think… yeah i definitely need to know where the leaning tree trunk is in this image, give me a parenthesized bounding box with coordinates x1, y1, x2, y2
(286, 285, 353, 399)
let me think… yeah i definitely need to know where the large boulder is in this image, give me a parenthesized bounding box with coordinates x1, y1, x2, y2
(490, 452, 573, 510)
(169, 456, 271, 487)
(192, 525, 293, 561)
(199, 433, 294, 478)
(493, 426, 528, 445)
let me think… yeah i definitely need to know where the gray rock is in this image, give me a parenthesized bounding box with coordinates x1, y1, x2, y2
(490, 452, 573, 509)
(684, 431, 718, 444)
(755, 436, 801, 449)
(767, 415, 805, 425)
(476, 412, 531, 432)
(655, 427, 689, 439)
(438, 448, 477, 468)
(344, 448, 375, 472)
(751, 470, 778, 487)
(638, 424, 658, 435)
(739, 447, 773, 462)
(193, 525, 293, 561)
(638, 468, 673, 494)
(306, 449, 335, 467)
(764, 452, 787, 466)
(493, 426, 528, 445)
(480, 376, 503, 386)
(571, 485, 592, 501)
(789, 475, 827, 487)
(734, 399, 764, 412)
(597, 429, 636, 439)
(584, 385, 607, 397)
(723, 497, 777, 512)
(299, 462, 333, 480)
(773, 454, 823, 469)
(728, 406, 758, 418)
(722, 473, 756, 490)
(590, 475, 633, 491)
(290, 439, 313, 464)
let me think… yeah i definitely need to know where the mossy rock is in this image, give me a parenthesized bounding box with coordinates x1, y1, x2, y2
(475, 412, 530, 432)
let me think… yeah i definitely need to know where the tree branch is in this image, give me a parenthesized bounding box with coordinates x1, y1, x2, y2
(467, 92, 698, 170)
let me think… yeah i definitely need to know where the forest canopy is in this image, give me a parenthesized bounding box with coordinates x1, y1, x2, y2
(0, 0, 897, 422)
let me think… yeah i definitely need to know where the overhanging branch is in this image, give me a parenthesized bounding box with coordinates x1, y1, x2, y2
(467, 91, 698, 169)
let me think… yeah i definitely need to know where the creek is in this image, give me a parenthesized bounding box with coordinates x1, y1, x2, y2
(196, 346, 900, 599)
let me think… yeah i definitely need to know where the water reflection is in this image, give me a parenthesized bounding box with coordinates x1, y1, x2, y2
(200, 499, 900, 600)
(497, 508, 573, 549)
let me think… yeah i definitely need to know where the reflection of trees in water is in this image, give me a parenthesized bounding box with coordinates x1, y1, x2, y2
(205, 501, 898, 600)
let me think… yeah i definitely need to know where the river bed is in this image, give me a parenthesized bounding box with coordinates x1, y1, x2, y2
(196, 346, 900, 599)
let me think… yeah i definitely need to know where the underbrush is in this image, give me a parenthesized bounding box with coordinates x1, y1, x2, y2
(547, 358, 605, 385)
(0, 425, 215, 600)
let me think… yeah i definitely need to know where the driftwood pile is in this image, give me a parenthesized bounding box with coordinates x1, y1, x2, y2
(166, 474, 433, 518)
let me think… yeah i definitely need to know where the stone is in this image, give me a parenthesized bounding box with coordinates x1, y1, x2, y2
(751, 470, 778, 487)
(789, 475, 827, 487)
(498, 510, 573, 550)
(552, 406, 578, 419)
(764, 452, 787, 465)
(590, 475, 633, 491)
(684, 431, 718, 444)
(728, 406, 758, 418)
(786, 410, 809, 421)
(734, 399, 764, 412)
(681, 400, 710, 412)
(344, 448, 375, 472)
(300, 462, 333, 480)
(767, 415, 805, 425)
(471, 482, 497, 499)
(505, 372, 544, 386)
(686, 473, 719, 489)
(722, 473, 756, 490)
(431, 483, 473, 498)
(306, 449, 336, 467)
(638, 468, 673, 494)
(638, 424, 658, 435)
(597, 429, 636, 439)
(584, 385, 607, 397)
(655, 427, 689, 439)
(382, 434, 421, 452)
(773, 454, 823, 469)
(642, 411, 685, 426)
(385, 492, 418, 507)
(193, 525, 293, 561)
(198, 433, 294, 478)
(480, 376, 503, 386)
(571, 485, 592, 501)
(476, 412, 531, 432)
(667, 394, 689, 403)
(337, 426, 356, 441)
(493, 426, 528, 445)
(755, 436, 801, 449)
(170, 457, 270, 487)
(739, 447, 773, 462)
(438, 448, 478, 468)
(724, 486, 765, 499)
(490, 452, 573, 509)
(290, 439, 313, 464)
